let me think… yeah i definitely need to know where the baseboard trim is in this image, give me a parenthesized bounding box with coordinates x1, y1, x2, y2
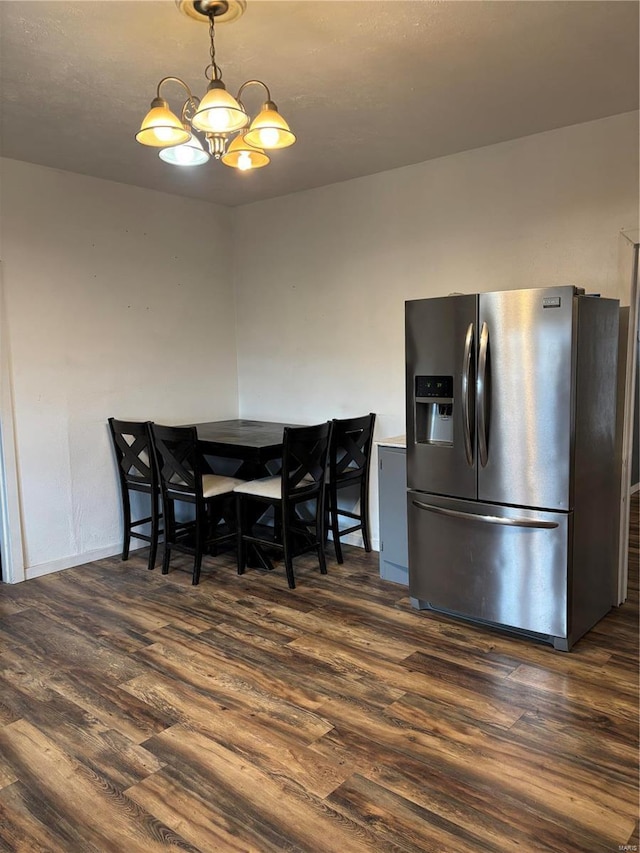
(24, 543, 140, 581)
(22, 532, 380, 583)
(331, 531, 380, 553)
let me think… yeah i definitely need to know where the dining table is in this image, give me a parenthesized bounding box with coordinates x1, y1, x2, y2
(183, 418, 301, 480)
(181, 418, 302, 571)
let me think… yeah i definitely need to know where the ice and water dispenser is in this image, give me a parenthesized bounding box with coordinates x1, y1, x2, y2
(413, 375, 454, 445)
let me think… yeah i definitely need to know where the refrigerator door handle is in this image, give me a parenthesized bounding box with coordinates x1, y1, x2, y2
(411, 500, 559, 529)
(477, 321, 489, 467)
(462, 322, 474, 466)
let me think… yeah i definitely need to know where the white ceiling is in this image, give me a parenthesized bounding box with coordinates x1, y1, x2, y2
(1, 1, 638, 208)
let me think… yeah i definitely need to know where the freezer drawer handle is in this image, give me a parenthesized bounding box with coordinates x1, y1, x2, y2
(462, 322, 474, 466)
(477, 321, 489, 468)
(412, 500, 559, 529)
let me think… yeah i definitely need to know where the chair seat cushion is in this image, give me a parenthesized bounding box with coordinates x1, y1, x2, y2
(234, 474, 316, 500)
(234, 475, 283, 500)
(202, 474, 246, 499)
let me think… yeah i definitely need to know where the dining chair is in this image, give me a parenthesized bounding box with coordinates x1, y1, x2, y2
(326, 413, 376, 563)
(149, 423, 244, 585)
(234, 422, 331, 589)
(108, 418, 162, 571)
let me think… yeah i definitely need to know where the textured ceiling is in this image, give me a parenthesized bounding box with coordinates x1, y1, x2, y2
(1, 1, 638, 207)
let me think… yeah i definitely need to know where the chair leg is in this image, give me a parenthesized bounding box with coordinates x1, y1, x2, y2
(283, 555, 296, 589)
(360, 480, 371, 554)
(193, 509, 204, 586)
(147, 491, 160, 571)
(360, 486, 372, 553)
(192, 551, 203, 586)
(121, 489, 132, 561)
(317, 541, 328, 575)
(317, 494, 328, 575)
(162, 545, 171, 575)
(323, 484, 330, 545)
(162, 500, 174, 575)
(330, 493, 344, 564)
(236, 494, 246, 575)
(282, 509, 296, 589)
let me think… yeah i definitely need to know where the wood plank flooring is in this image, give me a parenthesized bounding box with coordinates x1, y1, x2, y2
(0, 495, 638, 852)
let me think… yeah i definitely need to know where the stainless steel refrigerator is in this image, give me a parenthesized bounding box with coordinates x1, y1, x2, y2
(405, 286, 619, 650)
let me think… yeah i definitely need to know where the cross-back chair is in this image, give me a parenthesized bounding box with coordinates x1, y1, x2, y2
(327, 413, 376, 563)
(108, 417, 162, 571)
(234, 422, 331, 589)
(149, 423, 244, 585)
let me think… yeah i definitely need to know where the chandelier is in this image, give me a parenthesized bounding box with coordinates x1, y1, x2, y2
(135, 0, 295, 170)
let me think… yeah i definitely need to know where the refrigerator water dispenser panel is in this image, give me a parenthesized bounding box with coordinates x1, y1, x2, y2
(414, 375, 454, 446)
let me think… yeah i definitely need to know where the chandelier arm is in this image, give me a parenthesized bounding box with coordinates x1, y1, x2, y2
(180, 95, 201, 125)
(236, 79, 272, 104)
(155, 76, 196, 101)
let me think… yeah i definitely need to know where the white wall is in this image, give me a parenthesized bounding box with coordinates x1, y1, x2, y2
(233, 112, 640, 548)
(1, 112, 637, 578)
(0, 159, 237, 578)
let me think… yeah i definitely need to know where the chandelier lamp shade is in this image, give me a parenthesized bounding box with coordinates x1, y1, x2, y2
(159, 126, 210, 166)
(135, 0, 295, 171)
(135, 97, 192, 148)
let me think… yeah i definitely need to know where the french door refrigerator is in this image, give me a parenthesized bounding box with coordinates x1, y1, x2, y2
(405, 286, 619, 650)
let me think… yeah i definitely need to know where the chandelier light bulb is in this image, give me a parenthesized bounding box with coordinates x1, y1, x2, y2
(220, 131, 270, 169)
(257, 127, 279, 148)
(205, 109, 240, 133)
(156, 126, 179, 143)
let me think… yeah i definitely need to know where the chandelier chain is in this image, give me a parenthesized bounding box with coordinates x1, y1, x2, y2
(208, 14, 221, 81)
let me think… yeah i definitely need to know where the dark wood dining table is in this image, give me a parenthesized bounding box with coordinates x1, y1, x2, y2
(182, 418, 302, 570)
(184, 418, 301, 480)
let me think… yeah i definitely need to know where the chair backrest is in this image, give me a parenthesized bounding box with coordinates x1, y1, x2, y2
(329, 413, 376, 486)
(149, 423, 202, 499)
(281, 422, 331, 500)
(108, 418, 157, 491)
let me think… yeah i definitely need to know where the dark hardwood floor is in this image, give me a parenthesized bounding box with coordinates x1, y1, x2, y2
(0, 495, 638, 852)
